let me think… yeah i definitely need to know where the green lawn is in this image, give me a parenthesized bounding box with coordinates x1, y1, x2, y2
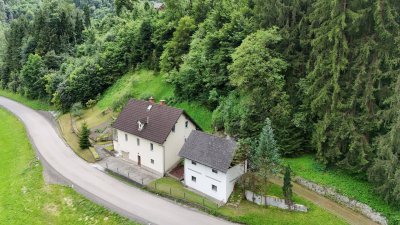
(96, 69, 213, 132)
(0, 89, 54, 111)
(284, 155, 400, 224)
(148, 178, 348, 225)
(0, 108, 137, 225)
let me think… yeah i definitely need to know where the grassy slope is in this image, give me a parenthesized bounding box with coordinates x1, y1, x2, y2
(0, 108, 137, 225)
(0, 89, 54, 111)
(284, 155, 400, 224)
(97, 70, 213, 132)
(149, 178, 348, 225)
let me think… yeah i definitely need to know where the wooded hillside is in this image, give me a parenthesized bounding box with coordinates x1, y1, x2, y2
(0, 0, 399, 208)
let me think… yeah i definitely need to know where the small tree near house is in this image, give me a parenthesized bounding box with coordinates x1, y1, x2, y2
(283, 165, 293, 206)
(251, 118, 281, 188)
(79, 122, 91, 150)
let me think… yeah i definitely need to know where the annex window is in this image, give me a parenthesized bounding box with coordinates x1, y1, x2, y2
(125, 134, 128, 141)
(185, 121, 189, 128)
(212, 185, 217, 192)
(137, 138, 140, 146)
(191, 161, 197, 165)
(212, 169, 218, 174)
(150, 143, 154, 151)
(151, 159, 154, 164)
(191, 176, 196, 182)
(172, 125, 175, 133)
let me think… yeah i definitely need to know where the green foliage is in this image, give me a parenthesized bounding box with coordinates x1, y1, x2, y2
(79, 122, 91, 149)
(71, 102, 84, 118)
(285, 155, 400, 224)
(252, 118, 281, 182)
(19, 54, 46, 99)
(160, 16, 196, 72)
(283, 165, 293, 205)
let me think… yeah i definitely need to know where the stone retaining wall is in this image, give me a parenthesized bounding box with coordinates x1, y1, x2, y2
(295, 177, 388, 225)
(245, 190, 308, 212)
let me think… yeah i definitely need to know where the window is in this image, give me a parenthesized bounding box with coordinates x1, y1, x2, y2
(191, 176, 196, 182)
(151, 159, 154, 164)
(125, 134, 128, 141)
(212, 185, 217, 192)
(150, 143, 154, 151)
(212, 169, 218, 174)
(137, 138, 140, 146)
(185, 121, 189, 128)
(172, 125, 175, 133)
(191, 161, 197, 165)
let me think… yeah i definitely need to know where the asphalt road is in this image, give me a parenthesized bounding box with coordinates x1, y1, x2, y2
(0, 97, 234, 225)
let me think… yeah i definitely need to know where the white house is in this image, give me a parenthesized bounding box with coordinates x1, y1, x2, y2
(112, 97, 198, 176)
(179, 130, 246, 203)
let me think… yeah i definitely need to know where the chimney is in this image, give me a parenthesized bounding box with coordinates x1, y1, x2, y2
(149, 96, 155, 104)
(159, 100, 166, 106)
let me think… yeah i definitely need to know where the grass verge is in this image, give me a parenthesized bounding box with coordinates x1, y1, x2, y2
(148, 177, 348, 225)
(0, 89, 54, 111)
(284, 155, 400, 224)
(0, 108, 137, 225)
(58, 113, 96, 163)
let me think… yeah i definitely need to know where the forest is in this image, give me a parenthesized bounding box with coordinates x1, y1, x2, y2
(0, 0, 399, 209)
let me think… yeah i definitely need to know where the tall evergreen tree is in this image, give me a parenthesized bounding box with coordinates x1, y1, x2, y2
(251, 118, 281, 186)
(283, 165, 293, 205)
(79, 122, 91, 150)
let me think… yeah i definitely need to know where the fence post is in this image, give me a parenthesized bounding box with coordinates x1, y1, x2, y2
(169, 187, 172, 195)
(117, 167, 119, 173)
(128, 172, 130, 178)
(106, 162, 108, 169)
(141, 178, 144, 185)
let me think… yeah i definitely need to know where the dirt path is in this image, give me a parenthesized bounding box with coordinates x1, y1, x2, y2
(270, 177, 379, 225)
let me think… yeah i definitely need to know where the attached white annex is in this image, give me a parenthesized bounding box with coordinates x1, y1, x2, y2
(179, 130, 247, 203)
(112, 97, 198, 176)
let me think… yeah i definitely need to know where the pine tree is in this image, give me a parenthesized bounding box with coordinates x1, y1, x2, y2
(251, 118, 281, 186)
(79, 122, 91, 150)
(283, 165, 293, 206)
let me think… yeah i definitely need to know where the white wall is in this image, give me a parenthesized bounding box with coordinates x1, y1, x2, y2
(184, 158, 228, 202)
(113, 130, 164, 176)
(225, 162, 246, 201)
(163, 114, 196, 171)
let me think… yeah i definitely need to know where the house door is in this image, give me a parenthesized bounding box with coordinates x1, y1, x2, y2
(137, 155, 141, 166)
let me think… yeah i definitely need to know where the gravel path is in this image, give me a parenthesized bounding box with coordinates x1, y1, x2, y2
(269, 177, 380, 225)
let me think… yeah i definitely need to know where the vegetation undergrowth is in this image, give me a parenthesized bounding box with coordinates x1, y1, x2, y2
(0, 108, 136, 225)
(284, 155, 400, 224)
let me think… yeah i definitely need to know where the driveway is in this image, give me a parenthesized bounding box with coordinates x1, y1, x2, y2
(0, 97, 234, 225)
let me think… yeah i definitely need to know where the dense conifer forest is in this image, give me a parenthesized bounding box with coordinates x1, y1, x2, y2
(0, 0, 399, 208)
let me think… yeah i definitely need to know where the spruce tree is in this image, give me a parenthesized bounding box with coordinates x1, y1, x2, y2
(79, 122, 91, 150)
(252, 118, 281, 186)
(283, 165, 293, 206)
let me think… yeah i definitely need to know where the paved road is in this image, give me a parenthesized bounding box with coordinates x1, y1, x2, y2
(0, 97, 233, 225)
(270, 177, 380, 225)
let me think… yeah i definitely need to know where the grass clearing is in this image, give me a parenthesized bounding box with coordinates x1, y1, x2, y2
(0, 108, 136, 225)
(149, 178, 348, 225)
(284, 155, 400, 224)
(0, 89, 54, 111)
(148, 177, 219, 209)
(58, 113, 96, 163)
(96, 69, 213, 132)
